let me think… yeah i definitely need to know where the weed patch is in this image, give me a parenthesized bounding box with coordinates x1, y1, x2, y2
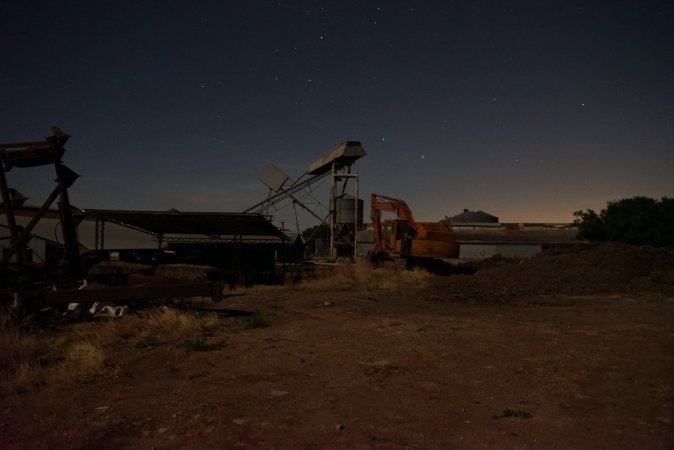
(1, 307, 225, 392)
(133, 333, 162, 349)
(297, 262, 431, 292)
(238, 315, 268, 329)
(494, 408, 533, 419)
(183, 337, 224, 352)
(55, 341, 117, 384)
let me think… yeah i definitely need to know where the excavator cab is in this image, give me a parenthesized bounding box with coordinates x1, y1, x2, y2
(382, 220, 413, 253)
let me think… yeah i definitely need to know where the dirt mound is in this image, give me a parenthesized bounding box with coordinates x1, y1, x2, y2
(431, 243, 674, 302)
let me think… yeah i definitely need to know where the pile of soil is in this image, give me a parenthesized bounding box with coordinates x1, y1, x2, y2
(432, 243, 674, 303)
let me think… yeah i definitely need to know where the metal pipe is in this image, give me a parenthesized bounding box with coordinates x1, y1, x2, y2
(244, 170, 331, 213)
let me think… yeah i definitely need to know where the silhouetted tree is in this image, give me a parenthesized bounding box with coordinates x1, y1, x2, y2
(574, 196, 674, 247)
(302, 224, 329, 241)
(301, 224, 330, 254)
(573, 209, 607, 242)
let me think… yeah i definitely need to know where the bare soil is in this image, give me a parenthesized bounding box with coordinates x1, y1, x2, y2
(2, 243, 674, 449)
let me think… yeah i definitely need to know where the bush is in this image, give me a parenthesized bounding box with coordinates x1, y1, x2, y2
(574, 197, 674, 247)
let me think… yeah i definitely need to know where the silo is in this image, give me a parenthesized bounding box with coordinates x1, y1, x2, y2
(335, 194, 364, 228)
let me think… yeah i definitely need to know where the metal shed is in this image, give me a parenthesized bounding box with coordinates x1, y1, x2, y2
(452, 224, 580, 259)
(85, 210, 290, 285)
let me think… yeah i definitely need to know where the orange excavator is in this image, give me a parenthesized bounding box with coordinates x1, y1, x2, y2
(370, 193, 459, 265)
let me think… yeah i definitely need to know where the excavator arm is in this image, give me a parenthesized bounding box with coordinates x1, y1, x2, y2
(370, 193, 458, 259)
(370, 193, 416, 223)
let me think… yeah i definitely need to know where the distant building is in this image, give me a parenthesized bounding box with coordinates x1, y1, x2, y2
(442, 209, 579, 259)
(1, 205, 292, 285)
(441, 209, 499, 224)
(449, 222, 579, 259)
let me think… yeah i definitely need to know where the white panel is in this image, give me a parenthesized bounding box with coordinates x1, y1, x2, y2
(259, 163, 289, 192)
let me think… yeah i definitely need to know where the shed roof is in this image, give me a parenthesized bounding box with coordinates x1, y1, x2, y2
(85, 210, 286, 239)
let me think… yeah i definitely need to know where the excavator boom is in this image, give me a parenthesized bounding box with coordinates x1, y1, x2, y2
(370, 193, 458, 259)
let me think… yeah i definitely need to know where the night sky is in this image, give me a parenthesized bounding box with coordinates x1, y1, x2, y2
(2, 1, 673, 228)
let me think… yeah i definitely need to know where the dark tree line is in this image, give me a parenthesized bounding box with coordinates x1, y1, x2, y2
(574, 197, 674, 248)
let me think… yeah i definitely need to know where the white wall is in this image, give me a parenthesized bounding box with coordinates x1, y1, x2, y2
(1, 215, 157, 262)
(459, 244, 542, 259)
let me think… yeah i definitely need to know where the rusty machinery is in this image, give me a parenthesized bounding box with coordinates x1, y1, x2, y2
(245, 141, 366, 261)
(0, 127, 80, 273)
(370, 193, 460, 270)
(0, 128, 223, 319)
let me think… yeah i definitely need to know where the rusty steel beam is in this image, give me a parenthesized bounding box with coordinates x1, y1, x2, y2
(0, 144, 60, 169)
(1, 186, 60, 264)
(0, 188, 27, 210)
(0, 128, 70, 169)
(54, 160, 81, 271)
(0, 163, 22, 263)
(0, 140, 54, 149)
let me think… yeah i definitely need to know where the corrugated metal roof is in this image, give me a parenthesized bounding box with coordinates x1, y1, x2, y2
(85, 210, 287, 239)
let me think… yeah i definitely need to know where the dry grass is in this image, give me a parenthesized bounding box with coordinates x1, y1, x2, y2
(295, 262, 431, 292)
(0, 329, 115, 392)
(0, 329, 43, 371)
(0, 330, 47, 391)
(0, 307, 224, 393)
(55, 341, 116, 384)
(96, 307, 221, 349)
(226, 262, 431, 296)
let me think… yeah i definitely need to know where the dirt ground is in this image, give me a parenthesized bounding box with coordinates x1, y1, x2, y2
(2, 243, 674, 449)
